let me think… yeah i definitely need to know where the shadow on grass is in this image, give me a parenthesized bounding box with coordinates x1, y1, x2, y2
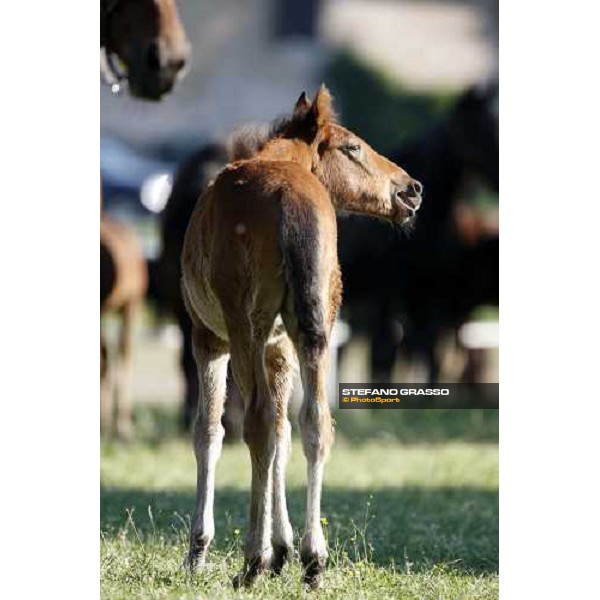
(101, 485, 498, 575)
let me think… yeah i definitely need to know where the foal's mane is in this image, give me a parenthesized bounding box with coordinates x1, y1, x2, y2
(229, 86, 337, 161)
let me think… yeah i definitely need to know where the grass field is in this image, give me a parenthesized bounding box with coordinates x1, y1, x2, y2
(101, 408, 498, 599)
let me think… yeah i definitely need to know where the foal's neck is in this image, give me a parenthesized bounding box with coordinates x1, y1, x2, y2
(255, 138, 313, 171)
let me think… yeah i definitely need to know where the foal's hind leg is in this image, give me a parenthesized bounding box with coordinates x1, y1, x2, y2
(283, 266, 341, 589)
(225, 311, 289, 587)
(231, 332, 277, 587)
(185, 323, 229, 571)
(296, 339, 334, 588)
(266, 330, 296, 574)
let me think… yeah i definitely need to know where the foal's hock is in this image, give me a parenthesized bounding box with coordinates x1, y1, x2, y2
(181, 85, 422, 588)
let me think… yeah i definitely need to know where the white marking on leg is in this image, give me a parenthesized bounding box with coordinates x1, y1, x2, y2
(246, 452, 275, 564)
(303, 456, 327, 559)
(192, 421, 224, 548)
(241, 351, 277, 580)
(188, 352, 229, 569)
(298, 363, 333, 586)
(272, 419, 294, 556)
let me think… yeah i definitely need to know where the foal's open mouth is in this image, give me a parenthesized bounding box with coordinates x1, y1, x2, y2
(396, 197, 421, 222)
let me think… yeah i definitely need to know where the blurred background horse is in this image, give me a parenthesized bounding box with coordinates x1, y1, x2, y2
(100, 0, 190, 100)
(101, 0, 190, 438)
(100, 211, 148, 438)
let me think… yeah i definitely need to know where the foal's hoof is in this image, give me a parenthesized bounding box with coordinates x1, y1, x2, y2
(184, 543, 208, 573)
(231, 570, 248, 589)
(301, 553, 327, 590)
(270, 543, 294, 576)
(232, 567, 259, 589)
(232, 554, 271, 588)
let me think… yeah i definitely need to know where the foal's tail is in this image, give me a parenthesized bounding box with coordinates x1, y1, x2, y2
(279, 199, 328, 357)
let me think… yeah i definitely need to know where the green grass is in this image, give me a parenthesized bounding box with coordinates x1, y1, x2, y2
(101, 410, 498, 599)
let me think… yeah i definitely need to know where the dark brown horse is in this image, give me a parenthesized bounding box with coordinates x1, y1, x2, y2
(181, 86, 422, 588)
(100, 0, 190, 100)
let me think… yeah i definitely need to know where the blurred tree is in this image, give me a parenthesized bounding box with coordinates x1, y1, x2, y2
(325, 50, 455, 152)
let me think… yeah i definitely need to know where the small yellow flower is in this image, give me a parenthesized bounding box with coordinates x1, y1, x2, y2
(234, 528, 240, 536)
(320, 517, 328, 526)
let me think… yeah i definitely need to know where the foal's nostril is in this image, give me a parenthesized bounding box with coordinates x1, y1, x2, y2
(411, 180, 423, 197)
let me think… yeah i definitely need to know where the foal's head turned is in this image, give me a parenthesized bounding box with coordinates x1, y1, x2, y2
(101, 0, 190, 100)
(290, 86, 423, 224)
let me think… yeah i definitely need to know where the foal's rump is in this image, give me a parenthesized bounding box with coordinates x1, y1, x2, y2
(209, 160, 337, 339)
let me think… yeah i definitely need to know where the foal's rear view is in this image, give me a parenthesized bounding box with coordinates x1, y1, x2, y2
(181, 86, 422, 587)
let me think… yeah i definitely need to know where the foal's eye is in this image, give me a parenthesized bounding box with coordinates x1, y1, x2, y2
(344, 144, 361, 158)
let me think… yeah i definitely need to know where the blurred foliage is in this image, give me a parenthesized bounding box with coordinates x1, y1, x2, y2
(471, 306, 499, 322)
(325, 50, 456, 153)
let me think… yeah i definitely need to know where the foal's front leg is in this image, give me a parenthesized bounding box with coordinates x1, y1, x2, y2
(185, 325, 229, 571)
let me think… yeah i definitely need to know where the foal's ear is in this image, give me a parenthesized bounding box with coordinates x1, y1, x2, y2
(293, 91, 312, 116)
(311, 84, 336, 127)
(291, 85, 335, 143)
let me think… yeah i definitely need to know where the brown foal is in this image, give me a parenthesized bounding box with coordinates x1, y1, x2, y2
(181, 86, 422, 587)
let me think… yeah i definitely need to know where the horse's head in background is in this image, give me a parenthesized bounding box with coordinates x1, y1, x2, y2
(100, 0, 190, 100)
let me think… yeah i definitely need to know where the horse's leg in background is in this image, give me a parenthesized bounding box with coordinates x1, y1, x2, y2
(369, 300, 397, 382)
(423, 318, 442, 385)
(186, 323, 229, 571)
(266, 331, 296, 574)
(100, 331, 113, 435)
(115, 302, 136, 440)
